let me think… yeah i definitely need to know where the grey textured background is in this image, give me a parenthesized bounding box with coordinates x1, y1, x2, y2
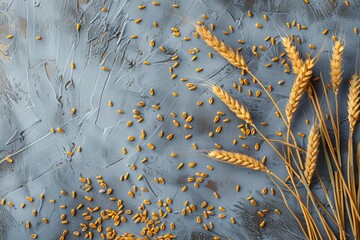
(0, 0, 359, 239)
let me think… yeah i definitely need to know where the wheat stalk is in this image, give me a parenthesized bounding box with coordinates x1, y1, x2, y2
(286, 58, 315, 123)
(282, 37, 303, 75)
(304, 124, 321, 185)
(196, 25, 249, 71)
(212, 85, 252, 124)
(348, 74, 360, 132)
(207, 150, 269, 172)
(330, 40, 344, 95)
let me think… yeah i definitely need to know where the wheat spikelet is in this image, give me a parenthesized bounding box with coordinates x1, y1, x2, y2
(330, 40, 344, 94)
(304, 124, 321, 185)
(207, 150, 269, 172)
(348, 74, 360, 132)
(286, 58, 315, 123)
(212, 85, 252, 124)
(196, 25, 249, 71)
(282, 37, 303, 75)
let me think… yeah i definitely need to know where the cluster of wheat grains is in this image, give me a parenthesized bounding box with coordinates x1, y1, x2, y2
(330, 41, 344, 95)
(196, 25, 248, 71)
(348, 74, 360, 132)
(285, 58, 315, 123)
(211, 85, 252, 124)
(197, 23, 360, 239)
(207, 150, 269, 173)
(304, 124, 321, 185)
(282, 37, 304, 75)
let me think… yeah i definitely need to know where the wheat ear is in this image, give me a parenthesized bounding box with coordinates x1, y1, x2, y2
(348, 74, 360, 132)
(207, 150, 269, 173)
(286, 58, 315, 123)
(196, 25, 249, 71)
(330, 40, 344, 94)
(304, 124, 321, 185)
(212, 85, 252, 124)
(282, 37, 303, 75)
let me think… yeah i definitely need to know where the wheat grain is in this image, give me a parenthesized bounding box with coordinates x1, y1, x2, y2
(304, 124, 321, 185)
(348, 74, 360, 132)
(207, 150, 269, 172)
(330, 40, 344, 94)
(212, 85, 252, 124)
(196, 26, 249, 71)
(286, 58, 315, 123)
(282, 37, 303, 74)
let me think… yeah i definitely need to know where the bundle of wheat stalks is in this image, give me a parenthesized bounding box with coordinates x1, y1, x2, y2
(196, 25, 360, 239)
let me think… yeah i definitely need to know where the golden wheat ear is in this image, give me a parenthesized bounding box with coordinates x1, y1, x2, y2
(207, 150, 269, 173)
(282, 37, 303, 75)
(286, 58, 315, 123)
(304, 124, 321, 185)
(330, 40, 344, 94)
(211, 85, 252, 124)
(196, 25, 249, 71)
(348, 74, 360, 132)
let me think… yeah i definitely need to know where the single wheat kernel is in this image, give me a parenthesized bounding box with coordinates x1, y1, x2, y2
(215, 143, 222, 149)
(209, 96, 214, 104)
(250, 199, 258, 206)
(309, 44, 316, 49)
(242, 144, 250, 150)
(189, 162, 196, 168)
(258, 211, 265, 217)
(260, 220, 266, 228)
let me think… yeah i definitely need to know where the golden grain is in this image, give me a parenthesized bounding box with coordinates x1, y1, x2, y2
(282, 37, 303, 74)
(304, 124, 321, 185)
(348, 74, 360, 132)
(286, 58, 315, 122)
(212, 85, 252, 124)
(208, 150, 269, 172)
(330, 41, 344, 94)
(196, 25, 248, 70)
